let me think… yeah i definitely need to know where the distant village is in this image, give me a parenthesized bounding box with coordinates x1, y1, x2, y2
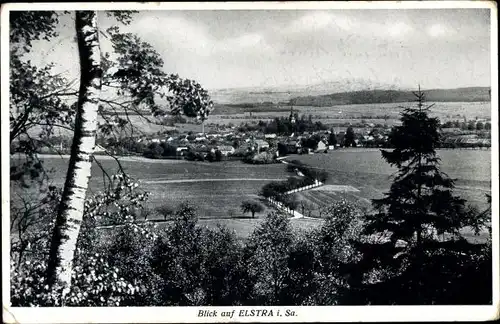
(18, 109, 491, 162)
(95, 109, 395, 163)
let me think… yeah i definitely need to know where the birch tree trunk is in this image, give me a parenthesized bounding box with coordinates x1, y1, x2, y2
(46, 11, 102, 290)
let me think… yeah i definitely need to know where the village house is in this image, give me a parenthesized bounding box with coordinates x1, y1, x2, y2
(176, 146, 188, 155)
(217, 145, 235, 156)
(254, 139, 270, 152)
(315, 140, 328, 152)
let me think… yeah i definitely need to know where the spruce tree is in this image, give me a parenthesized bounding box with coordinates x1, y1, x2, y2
(354, 87, 491, 305)
(365, 87, 478, 247)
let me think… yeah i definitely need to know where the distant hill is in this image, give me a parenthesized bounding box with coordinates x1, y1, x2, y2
(209, 78, 407, 104)
(288, 87, 491, 106)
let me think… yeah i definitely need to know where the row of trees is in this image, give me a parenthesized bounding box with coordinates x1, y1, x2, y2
(185, 150, 223, 162)
(238, 115, 328, 135)
(11, 192, 492, 306)
(260, 161, 328, 210)
(441, 119, 491, 131)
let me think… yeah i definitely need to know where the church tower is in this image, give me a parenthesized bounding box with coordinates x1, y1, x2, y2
(289, 106, 296, 124)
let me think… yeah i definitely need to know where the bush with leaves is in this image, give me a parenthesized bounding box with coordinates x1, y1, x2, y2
(214, 150, 223, 162)
(308, 201, 364, 305)
(11, 172, 151, 306)
(102, 219, 162, 306)
(151, 204, 248, 306)
(201, 225, 247, 305)
(244, 212, 295, 305)
(278, 230, 318, 305)
(11, 253, 140, 307)
(10, 185, 61, 268)
(242, 150, 278, 164)
(151, 204, 208, 305)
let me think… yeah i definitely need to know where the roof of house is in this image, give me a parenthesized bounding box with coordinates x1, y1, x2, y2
(218, 145, 234, 151)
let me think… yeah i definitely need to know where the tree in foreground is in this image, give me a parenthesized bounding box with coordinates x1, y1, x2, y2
(283, 200, 364, 305)
(365, 87, 485, 246)
(45, 10, 104, 291)
(357, 87, 490, 304)
(240, 200, 264, 218)
(244, 212, 294, 305)
(8, 9, 215, 295)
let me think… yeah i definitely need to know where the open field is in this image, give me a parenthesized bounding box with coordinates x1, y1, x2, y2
(28, 148, 491, 216)
(288, 148, 492, 212)
(31, 156, 290, 219)
(11, 148, 491, 240)
(210, 101, 491, 122)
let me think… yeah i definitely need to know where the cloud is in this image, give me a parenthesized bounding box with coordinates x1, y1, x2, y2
(286, 11, 419, 41)
(427, 24, 452, 37)
(129, 15, 275, 57)
(289, 12, 354, 32)
(129, 15, 216, 56)
(97, 10, 489, 90)
(222, 33, 262, 49)
(387, 22, 413, 37)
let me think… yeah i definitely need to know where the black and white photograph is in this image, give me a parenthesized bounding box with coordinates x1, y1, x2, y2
(2, 1, 498, 323)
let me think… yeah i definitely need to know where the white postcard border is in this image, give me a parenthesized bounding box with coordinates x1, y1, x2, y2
(2, 1, 498, 323)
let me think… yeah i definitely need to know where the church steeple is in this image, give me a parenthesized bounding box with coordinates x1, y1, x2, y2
(289, 106, 296, 124)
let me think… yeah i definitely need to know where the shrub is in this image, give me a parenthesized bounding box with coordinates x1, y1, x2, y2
(144, 143, 164, 159)
(244, 212, 295, 305)
(10, 252, 141, 307)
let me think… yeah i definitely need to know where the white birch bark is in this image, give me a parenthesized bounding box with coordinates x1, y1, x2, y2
(46, 11, 102, 290)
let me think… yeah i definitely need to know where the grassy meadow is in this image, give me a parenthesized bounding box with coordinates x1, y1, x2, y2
(30, 148, 491, 220)
(13, 99, 492, 240)
(290, 148, 491, 210)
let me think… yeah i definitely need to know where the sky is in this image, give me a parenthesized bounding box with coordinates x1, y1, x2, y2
(25, 8, 492, 90)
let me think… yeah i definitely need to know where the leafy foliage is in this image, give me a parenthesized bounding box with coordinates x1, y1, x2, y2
(10, 55, 76, 183)
(11, 254, 141, 306)
(10, 185, 61, 266)
(10, 11, 60, 51)
(244, 212, 294, 305)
